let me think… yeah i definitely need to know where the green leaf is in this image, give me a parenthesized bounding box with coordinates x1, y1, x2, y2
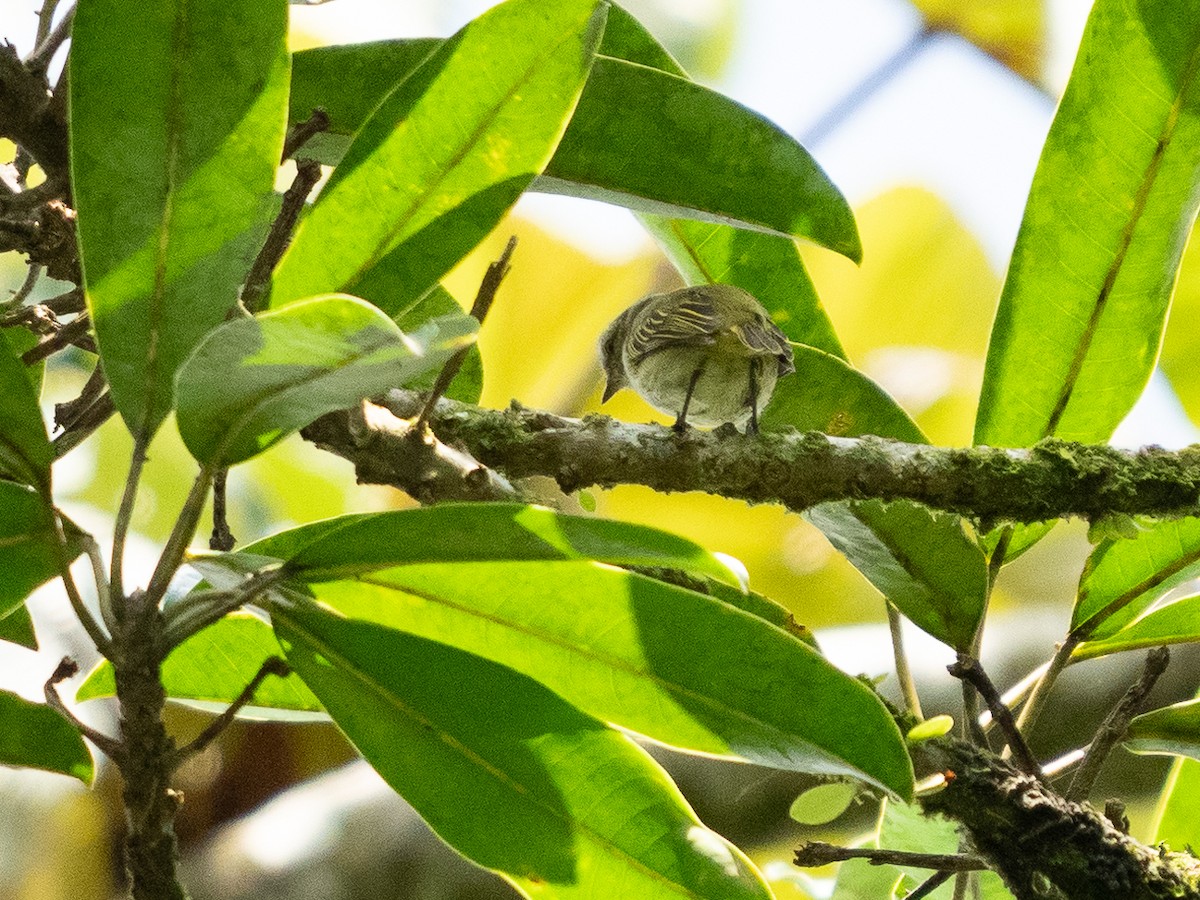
(70, 0, 289, 437)
(1073, 593, 1200, 660)
(365, 283, 482, 404)
(974, 1, 1200, 447)
(0, 329, 51, 491)
(760, 348, 988, 651)
(760, 346, 923, 440)
(1071, 518, 1200, 640)
(77, 612, 323, 721)
(235, 503, 743, 588)
(268, 561, 912, 797)
(0, 603, 37, 650)
(788, 782, 857, 826)
(174, 296, 476, 466)
(539, 56, 860, 259)
(286, 7, 860, 258)
(642, 217, 845, 359)
(0, 689, 93, 783)
(275, 601, 773, 900)
(1151, 756, 1200, 847)
(270, 0, 606, 310)
(807, 502, 988, 652)
(1128, 699, 1200, 761)
(877, 801, 1014, 899)
(0, 483, 83, 622)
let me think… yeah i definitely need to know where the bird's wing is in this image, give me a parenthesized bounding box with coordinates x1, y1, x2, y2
(627, 290, 720, 362)
(732, 314, 796, 376)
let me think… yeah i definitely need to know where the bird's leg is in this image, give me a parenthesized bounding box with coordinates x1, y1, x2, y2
(745, 359, 760, 435)
(673, 365, 705, 433)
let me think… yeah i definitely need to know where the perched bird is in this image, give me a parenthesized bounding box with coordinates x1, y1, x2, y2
(599, 283, 795, 434)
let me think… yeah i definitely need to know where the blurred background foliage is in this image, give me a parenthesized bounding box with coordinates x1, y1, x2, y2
(4, 0, 1200, 897)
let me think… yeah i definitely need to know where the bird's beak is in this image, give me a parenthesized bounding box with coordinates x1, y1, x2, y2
(601, 378, 620, 403)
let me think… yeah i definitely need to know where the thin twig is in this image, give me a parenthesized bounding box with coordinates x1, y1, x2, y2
(948, 654, 1043, 779)
(161, 568, 285, 649)
(281, 108, 330, 161)
(34, 0, 62, 47)
(209, 468, 235, 551)
(909, 871, 955, 900)
(21, 311, 93, 364)
(27, 4, 74, 71)
(1013, 634, 1081, 741)
(5, 262, 41, 309)
(886, 599, 922, 719)
(81, 533, 115, 638)
(110, 436, 149, 605)
(961, 678, 988, 746)
(952, 871, 970, 900)
(144, 466, 216, 607)
(51, 508, 112, 657)
(52, 389, 114, 458)
(415, 235, 517, 432)
(168, 657, 290, 768)
(44, 657, 124, 759)
(1065, 647, 1170, 802)
(240, 158, 322, 314)
(793, 842, 985, 872)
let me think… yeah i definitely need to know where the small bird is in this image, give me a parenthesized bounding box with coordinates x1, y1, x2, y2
(599, 283, 795, 434)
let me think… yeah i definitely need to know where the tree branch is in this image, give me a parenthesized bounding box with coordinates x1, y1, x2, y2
(303, 392, 1200, 523)
(920, 738, 1200, 899)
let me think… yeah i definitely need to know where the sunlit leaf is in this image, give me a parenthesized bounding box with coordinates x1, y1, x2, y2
(263, 561, 913, 797)
(1071, 518, 1200, 640)
(77, 612, 323, 721)
(271, 0, 606, 310)
(285, 8, 859, 259)
(237, 503, 744, 589)
(0, 689, 92, 783)
(1073, 592, 1200, 660)
(174, 296, 476, 466)
(975, 2, 1200, 448)
(70, 0, 288, 436)
(1128, 699, 1200, 761)
(275, 600, 773, 900)
(1150, 756, 1200, 847)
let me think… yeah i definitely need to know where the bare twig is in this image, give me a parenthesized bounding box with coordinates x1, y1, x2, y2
(240, 158, 322, 313)
(52, 389, 113, 458)
(414, 235, 517, 432)
(27, 4, 74, 71)
(210, 468, 235, 551)
(1013, 634, 1081, 745)
(886, 599, 923, 720)
(21, 310, 92, 364)
(1065, 647, 1170, 802)
(948, 654, 1043, 780)
(50, 508, 112, 657)
(282, 107, 330, 161)
(111, 436, 149, 604)
(168, 657, 290, 767)
(910, 871, 955, 899)
(5, 262, 41, 309)
(45, 657, 124, 759)
(793, 842, 986, 872)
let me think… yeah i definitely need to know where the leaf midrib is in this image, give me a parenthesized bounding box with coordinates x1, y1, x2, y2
(1042, 35, 1200, 437)
(274, 604, 728, 900)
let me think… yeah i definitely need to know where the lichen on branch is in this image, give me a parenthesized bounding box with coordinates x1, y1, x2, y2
(301, 389, 1200, 525)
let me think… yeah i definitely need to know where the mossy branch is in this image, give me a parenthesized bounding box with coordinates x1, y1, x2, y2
(301, 389, 1200, 525)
